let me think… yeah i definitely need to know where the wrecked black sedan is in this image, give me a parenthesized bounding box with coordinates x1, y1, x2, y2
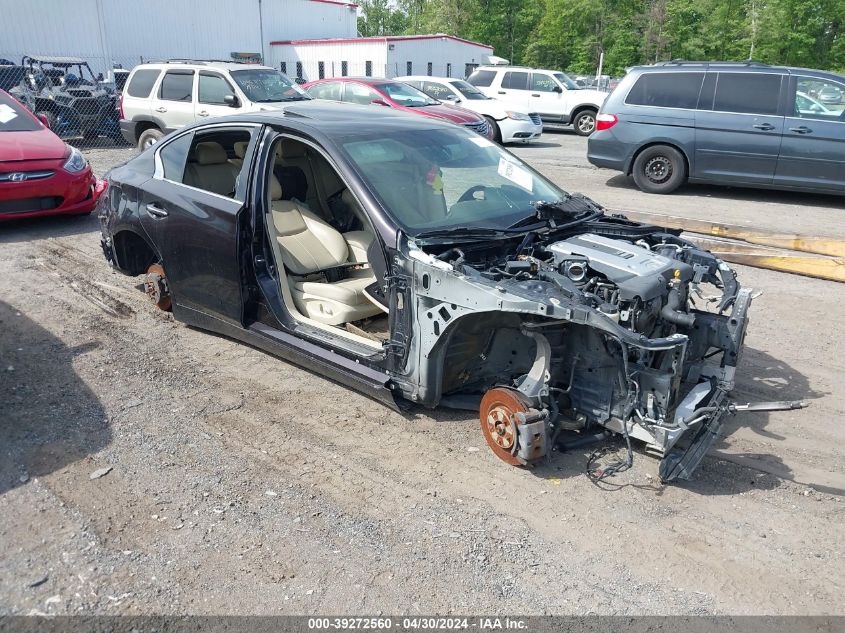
(99, 102, 754, 481)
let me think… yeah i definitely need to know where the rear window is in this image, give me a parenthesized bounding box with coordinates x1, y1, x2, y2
(0, 93, 40, 132)
(159, 70, 194, 102)
(712, 73, 782, 115)
(625, 72, 705, 109)
(466, 70, 496, 87)
(126, 68, 161, 98)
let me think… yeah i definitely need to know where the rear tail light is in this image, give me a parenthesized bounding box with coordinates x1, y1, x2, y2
(119, 93, 125, 120)
(596, 113, 618, 131)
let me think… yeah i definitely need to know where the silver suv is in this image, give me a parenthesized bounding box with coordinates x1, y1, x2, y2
(119, 60, 311, 149)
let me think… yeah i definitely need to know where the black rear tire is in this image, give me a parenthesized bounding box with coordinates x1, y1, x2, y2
(632, 145, 687, 194)
(138, 127, 164, 151)
(573, 109, 597, 136)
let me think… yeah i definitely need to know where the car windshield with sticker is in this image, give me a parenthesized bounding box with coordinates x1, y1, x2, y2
(338, 126, 565, 232)
(0, 93, 40, 132)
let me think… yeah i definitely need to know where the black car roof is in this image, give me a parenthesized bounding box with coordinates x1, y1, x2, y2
(209, 100, 454, 134)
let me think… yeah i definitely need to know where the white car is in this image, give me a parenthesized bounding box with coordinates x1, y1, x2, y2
(466, 66, 607, 136)
(395, 75, 542, 144)
(119, 60, 311, 149)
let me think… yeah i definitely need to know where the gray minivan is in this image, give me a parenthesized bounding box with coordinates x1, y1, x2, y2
(587, 61, 845, 195)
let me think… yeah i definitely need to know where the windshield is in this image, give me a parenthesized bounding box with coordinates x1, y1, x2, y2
(230, 69, 310, 103)
(553, 72, 579, 90)
(0, 92, 41, 132)
(338, 126, 567, 234)
(450, 80, 491, 100)
(379, 81, 439, 107)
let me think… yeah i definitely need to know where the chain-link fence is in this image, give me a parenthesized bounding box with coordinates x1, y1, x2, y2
(1, 51, 483, 150)
(0, 52, 144, 149)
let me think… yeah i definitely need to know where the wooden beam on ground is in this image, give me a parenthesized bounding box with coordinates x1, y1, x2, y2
(620, 210, 845, 258)
(686, 237, 845, 283)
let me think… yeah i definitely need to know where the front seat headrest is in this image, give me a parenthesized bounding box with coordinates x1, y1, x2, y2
(274, 165, 308, 202)
(195, 142, 228, 165)
(280, 140, 307, 158)
(269, 174, 283, 201)
(233, 141, 248, 159)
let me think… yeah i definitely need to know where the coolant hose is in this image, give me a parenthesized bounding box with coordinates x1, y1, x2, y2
(661, 287, 695, 328)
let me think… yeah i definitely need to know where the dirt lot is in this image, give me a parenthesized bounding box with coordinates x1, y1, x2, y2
(1, 133, 843, 616)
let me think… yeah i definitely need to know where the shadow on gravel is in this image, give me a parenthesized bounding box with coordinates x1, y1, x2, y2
(0, 212, 99, 244)
(0, 300, 111, 496)
(725, 345, 824, 442)
(603, 173, 845, 210)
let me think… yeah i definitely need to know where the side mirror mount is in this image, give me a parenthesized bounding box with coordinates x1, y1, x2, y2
(38, 114, 50, 128)
(224, 94, 240, 108)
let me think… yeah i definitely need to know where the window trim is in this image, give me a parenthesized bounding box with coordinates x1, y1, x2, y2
(529, 72, 560, 93)
(622, 70, 788, 116)
(158, 68, 195, 103)
(153, 123, 260, 202)
(126, 68, 162, 99)
(502, 70, 530, 91)
(197, 70, 237, 106)
(789, 74, 845, 122)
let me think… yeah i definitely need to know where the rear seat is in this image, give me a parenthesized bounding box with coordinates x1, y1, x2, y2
(184, 142, 240, 197)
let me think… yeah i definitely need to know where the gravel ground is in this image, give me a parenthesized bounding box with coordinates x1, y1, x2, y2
(1, 132, 843, 616)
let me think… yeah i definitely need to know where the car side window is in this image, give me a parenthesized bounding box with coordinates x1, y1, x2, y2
(159, 129, 253, 199)
(531, 73, 558, 92)
(625, 72, 705, 109)
(159, 70, 194, 102)
(502, 71, 529, 90)
(423, 81, 454, 100)
(712, 73, 782, 116)
(198, 72, 235, 105)
(126, 69, 161, 98)
(343, 83, 380, 105)
(793, 76, 845, 121)
(308, 82, 342, 100)
(159, 133, 193, 182)
(466, 70, 496, 87)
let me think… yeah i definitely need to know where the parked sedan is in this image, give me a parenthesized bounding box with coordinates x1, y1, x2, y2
(818, 84, 843, 104)
(98, 102, 753, 481)
(304, 77, 494, 139)
(0, 89, 104, 221)
(396, 75, 542, 144)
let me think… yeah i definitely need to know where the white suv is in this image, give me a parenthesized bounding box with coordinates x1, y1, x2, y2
(395, 75, 543, 144)
(119, 60, 311, 149)
(466, 66, 607, 136)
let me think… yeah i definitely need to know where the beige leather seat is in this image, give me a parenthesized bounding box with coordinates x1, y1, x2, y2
(230, 141, 248, 168)
(276, 140, 333, 218)
(269, 176, 381, 326)
(184, 142, 240, 196)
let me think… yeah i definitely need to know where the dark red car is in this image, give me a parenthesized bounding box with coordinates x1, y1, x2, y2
(303, 77, 495, 139)
(0, 89, 105, 221)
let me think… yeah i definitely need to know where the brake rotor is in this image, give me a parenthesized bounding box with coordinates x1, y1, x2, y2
(479, 387, 530, 466)
(144, 263, 172, 311)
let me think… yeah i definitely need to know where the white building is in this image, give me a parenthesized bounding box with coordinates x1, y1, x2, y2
(0, 0, 358, 76)
(0, 0, 495, 82)
(269, 34, 496, 81)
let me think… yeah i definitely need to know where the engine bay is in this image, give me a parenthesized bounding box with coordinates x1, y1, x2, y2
(410, 213, 754, 480)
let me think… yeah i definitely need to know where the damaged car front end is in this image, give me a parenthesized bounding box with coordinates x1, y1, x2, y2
(383, 193, 753, 481)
